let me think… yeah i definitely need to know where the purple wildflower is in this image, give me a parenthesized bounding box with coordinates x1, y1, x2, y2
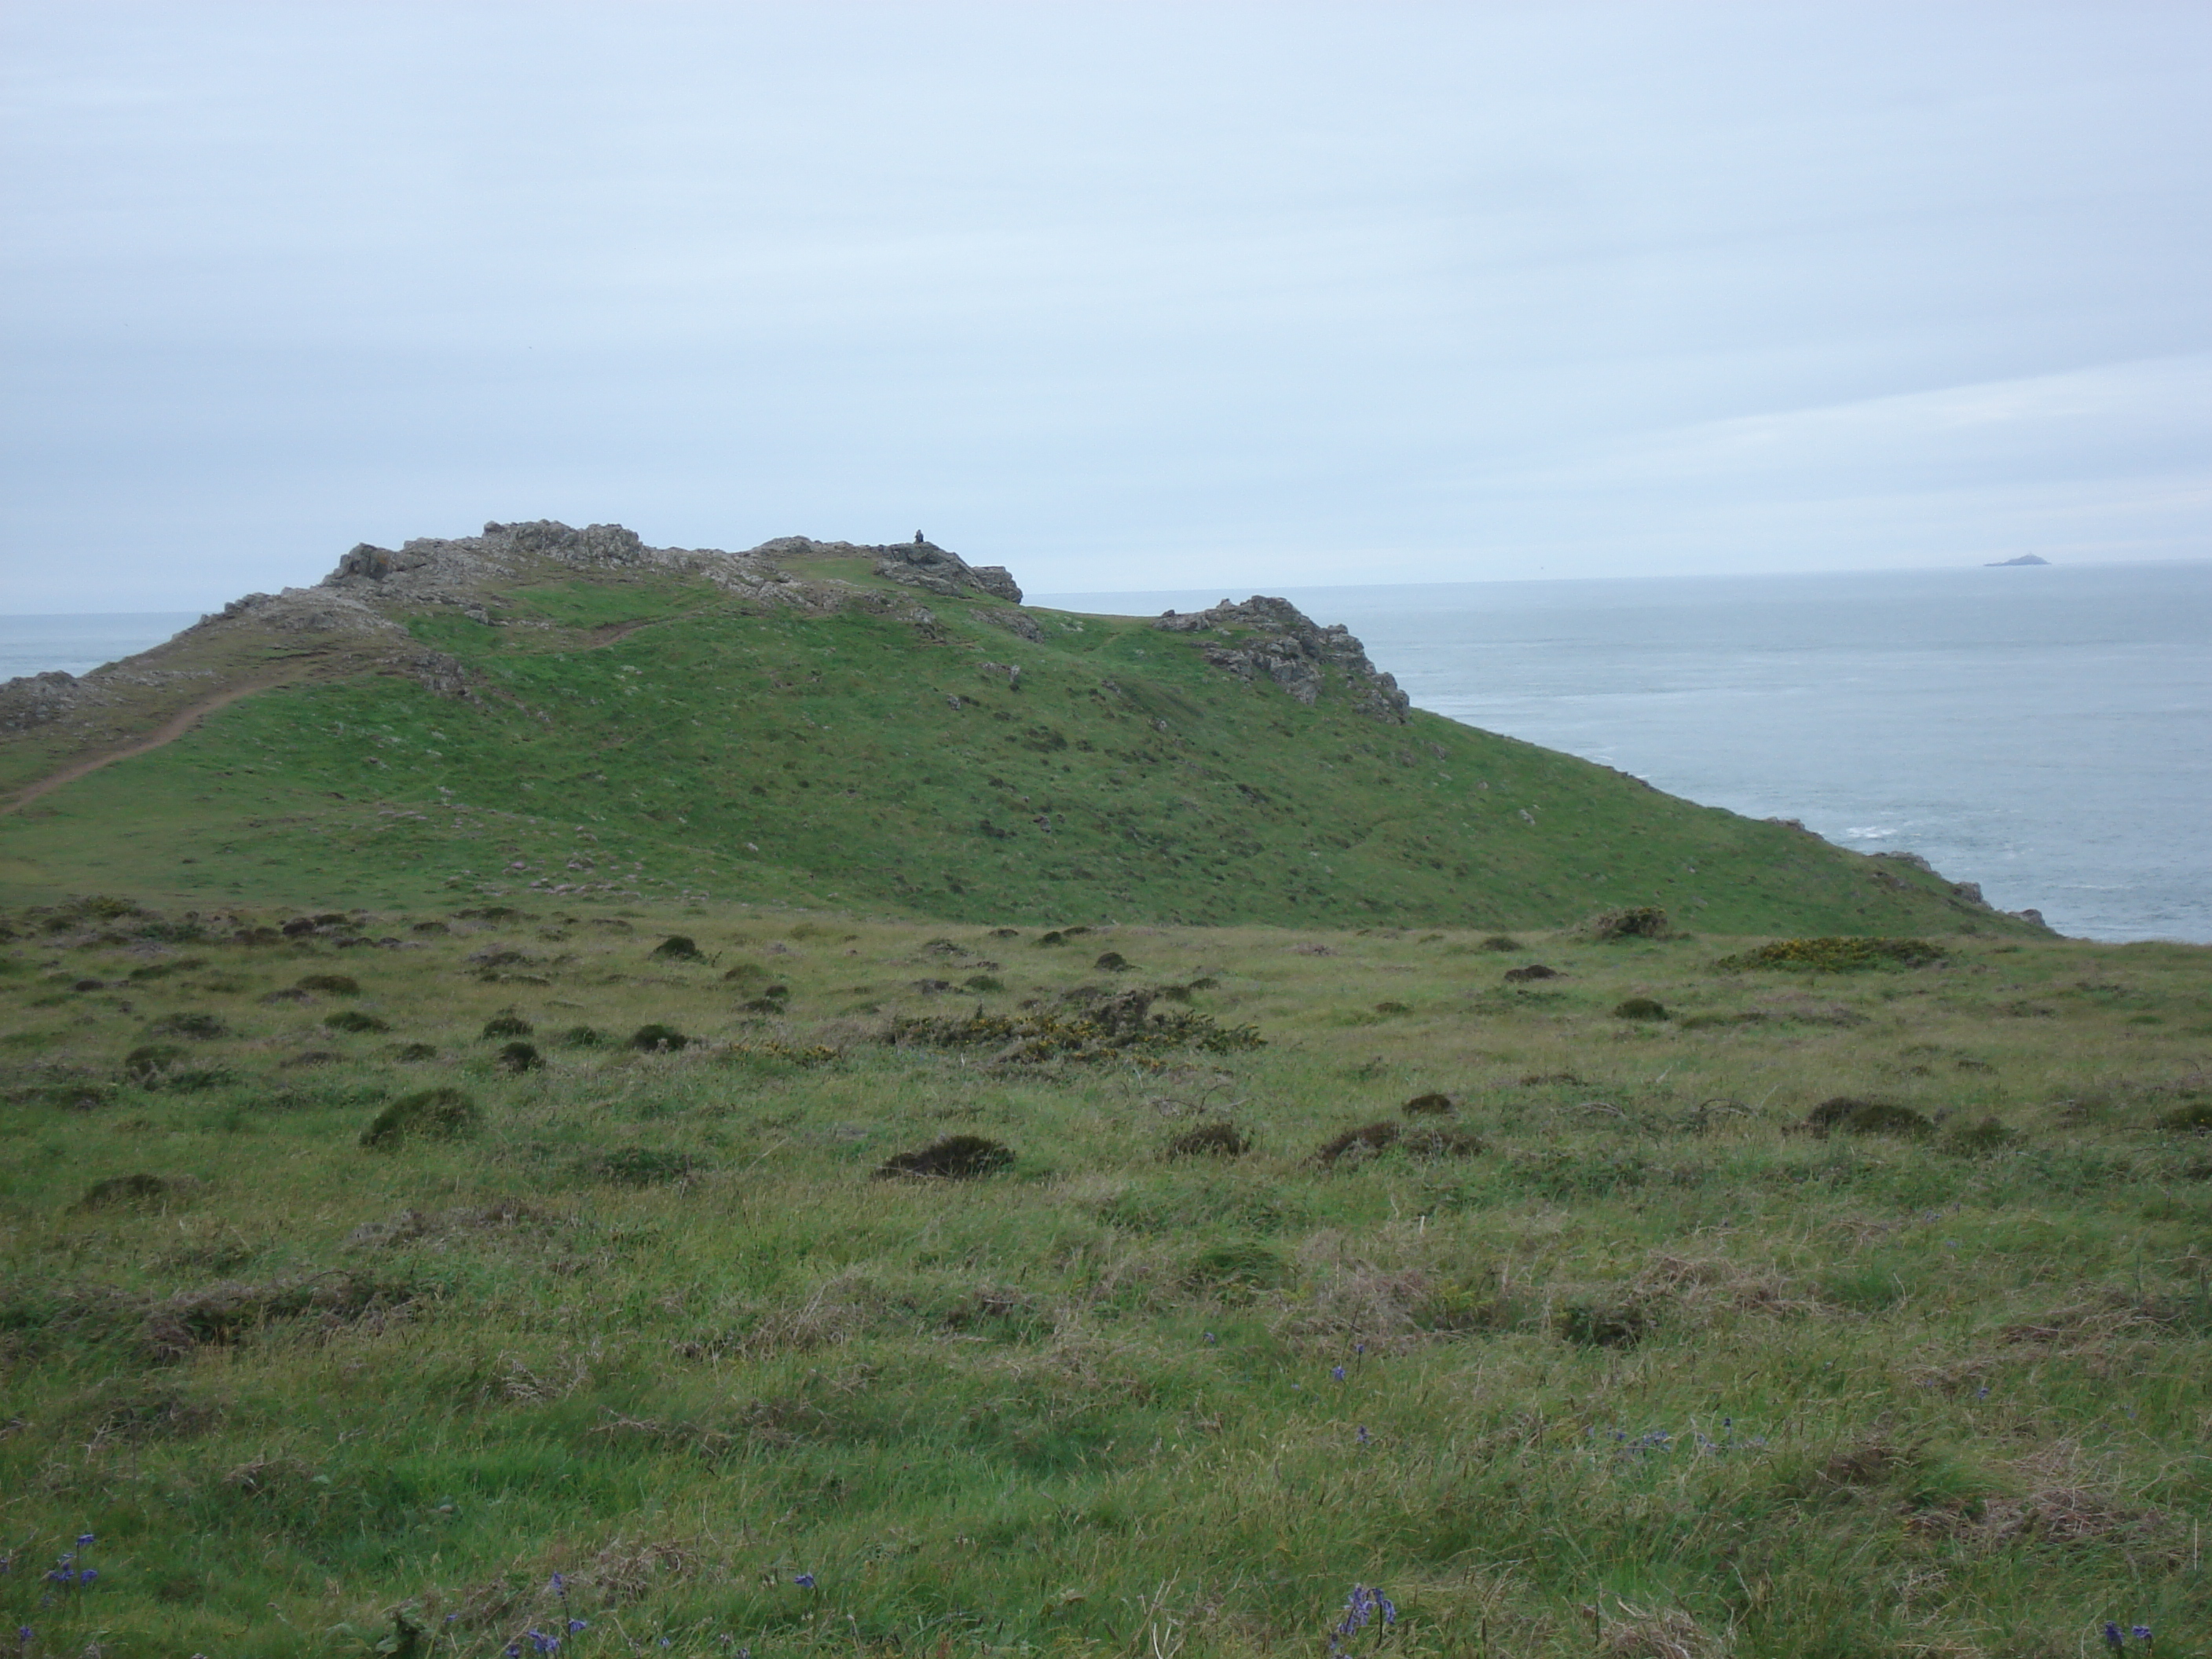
(1331, 1365, 1346, 1382)
(793, 1573, 817, 1589)
(2106, 1626, 2126, 1652)
(568, 1620, 588, 1634)
(1356, 1425, 1372, 1445)
(74, 1537, 93, 1550)
(2133, 1631, 2152, 1645)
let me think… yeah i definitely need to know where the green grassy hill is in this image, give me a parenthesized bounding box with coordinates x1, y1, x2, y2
(0, 523, 2034, 938)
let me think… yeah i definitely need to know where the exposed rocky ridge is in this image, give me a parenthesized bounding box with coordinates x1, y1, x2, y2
(1155, 595, 1410, 724)
(0, 522, 1024, 749)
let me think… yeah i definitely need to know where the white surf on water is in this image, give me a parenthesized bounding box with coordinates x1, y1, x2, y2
(1039, 563, 2212, 944)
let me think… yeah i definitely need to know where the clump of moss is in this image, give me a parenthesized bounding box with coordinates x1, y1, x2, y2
(875, 1134, 1014, 1180)
(1166, 1121, 1247, 1159)
(630, 1023, 690, 1052)
(559, 1025, 606, 1048)
(1716, 937, 1946, 972)
(1403, 1092, 1456, 1116)
(963, 974, 1004, 993)
(2160, 1101, 2212, 1133)
(1806, 1096, 1932, 1138)
(360, 1088, 480, 1149)
(650, 936, 704, 961)
(324, 1010, 390, 1035)
(295, 974, 361, 995)
(394, 1042, 438, 1061)
(496, 1041, 543, 1073)
(1613, 997, 1670, 1021)
(482, 1013, 533, 1039)
(1478, 935, 1522, 952)
(1093, 950, 1131, 972)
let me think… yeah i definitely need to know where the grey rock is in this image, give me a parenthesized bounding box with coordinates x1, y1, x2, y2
(1152, 596, 1408, 723)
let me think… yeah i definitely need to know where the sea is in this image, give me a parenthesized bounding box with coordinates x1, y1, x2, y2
(4, 564, 2207, 943)
(1038, 562, 2212, 945)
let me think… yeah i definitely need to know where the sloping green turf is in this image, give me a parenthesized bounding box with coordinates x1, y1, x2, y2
(0, 569, 2021, 937)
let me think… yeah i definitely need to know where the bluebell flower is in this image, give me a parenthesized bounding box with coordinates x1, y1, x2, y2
(76, 1570, 95, 1587)
(1203, 1331, 1217, 1344)
(793, 1573, 817, 1589)
(1353, 1342, 1366, 1356)
(1331, 1365, 1346, 1382)
(2133, 1629, 2152, 1645)
(1356, 1425, 1371, 1445)
(551, 1573, 568, 1598)
(568, 1619, 588, 1633)
(75, 1536, 93, 1549)
(2105, 1624, 2125, 1651)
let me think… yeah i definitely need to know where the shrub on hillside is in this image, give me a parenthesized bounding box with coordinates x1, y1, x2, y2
(651, 936, 703, 961)
(1585, 906, 1674, 941)
(296, 974, 361, 995)
(1613, 997, 1670, 1021)
(630, 1023, 690, 1051)
(1716, 937, 1946, 972)
(482, 1013, 533, 1039)
(324, 1010, 390, 1034)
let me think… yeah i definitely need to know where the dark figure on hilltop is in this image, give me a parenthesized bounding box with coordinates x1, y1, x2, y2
(914, 530, 926, 544)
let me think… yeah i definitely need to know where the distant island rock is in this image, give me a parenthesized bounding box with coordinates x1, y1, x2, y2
(1986, 553, 2050, 566)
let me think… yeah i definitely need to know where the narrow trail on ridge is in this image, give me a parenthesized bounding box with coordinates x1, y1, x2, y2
(0, 680, 283, 816)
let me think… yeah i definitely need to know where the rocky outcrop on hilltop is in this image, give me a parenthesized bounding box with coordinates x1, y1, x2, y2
(324, 522, 1024, 612)
(867, 537, 1023, 602)
(1155, 596, 1409, 724)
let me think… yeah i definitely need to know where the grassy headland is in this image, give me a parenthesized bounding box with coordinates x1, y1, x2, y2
(0, 523, 2030, 936)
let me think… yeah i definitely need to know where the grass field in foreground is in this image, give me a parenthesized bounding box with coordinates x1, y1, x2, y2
(1, 894, 2207, 1657)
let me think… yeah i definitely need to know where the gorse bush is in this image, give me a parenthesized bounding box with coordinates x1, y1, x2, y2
(1716, 936, 1947, 972)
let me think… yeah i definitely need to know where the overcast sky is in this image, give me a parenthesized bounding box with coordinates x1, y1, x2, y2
(3, 2, 2208, 612)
